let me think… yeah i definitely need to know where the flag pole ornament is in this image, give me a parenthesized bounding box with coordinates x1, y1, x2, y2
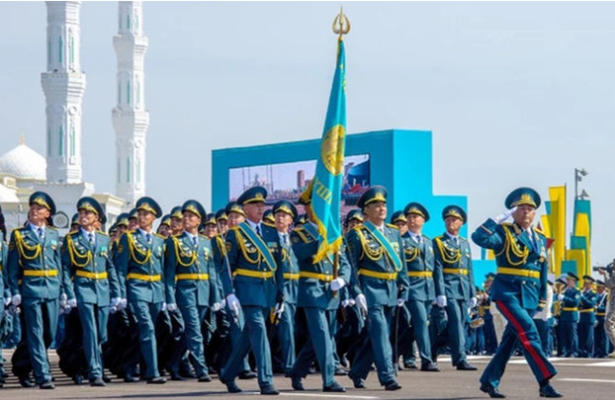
(310, 9, 350, 264)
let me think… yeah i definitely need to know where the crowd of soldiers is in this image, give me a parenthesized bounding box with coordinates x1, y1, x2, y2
(0, 185, 613, 397)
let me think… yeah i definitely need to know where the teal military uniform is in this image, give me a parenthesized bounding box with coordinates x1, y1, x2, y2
(578, 275, 598, 358)
(7, 192, 70, 387)
(165, 200, 220, 380)
(434, 205, 477, 368)
(115, 197, 166, 382)
(560, 272, 581, 357)
(400, 202, 443, 370)
(61, 197, 121, 384)
(289, 221, 350, 390)
(218, 187, 285, 394)
(345, 187, 409, 389)
(473, 188, 559, 397)
(594, 282, 609, 358)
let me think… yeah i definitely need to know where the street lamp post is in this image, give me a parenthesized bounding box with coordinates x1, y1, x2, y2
(574, 168, 588, 199)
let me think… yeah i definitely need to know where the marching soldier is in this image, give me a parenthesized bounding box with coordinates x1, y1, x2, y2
(287, 191, 347, 393)
(61, 197, 121, 386)
(346, 186, 409, 390)
(7, 192, 71, 389)
(594, 279, 609, 357)
(559, 272, 581, 357)
(115, 197, 167, 384)
(482, 273, 498, 355)
(472, 187, 560, 398)
(600, 264, 615, 354)
(165, 200, 221, 382)
(271, 200, 299, 375)
(399, 202, 442, 372)
(218, 187, 285, 395)
(578, 275, 598, 357)
(433, 205, 477, 370)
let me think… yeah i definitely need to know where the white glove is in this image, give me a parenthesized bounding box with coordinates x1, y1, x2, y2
(436, 295, 447, 308)
(341, 298, 356, 308)
(212, 302, 222, 312)
(469, 297, 478, 308)
(166, 303, 177, 312)
(119, 298, 127, 310)
(162, 302, 167, 311)
(226, 293, 241, 316)
(110, 297, 121, 308)
(60, 292, 67, 308)
(397, 298, 405, 307)
(4, 297, 11, 307)
(109, 305, 118, 314)
(493, 207, 517, 224)
(11, 294, 21, 307)
(557, 294, 564, 301)
(330, 277, 346, 292)
(275, 302, 285, 318)
(67, 298, 77, 308)
(355, 294, 368, 313)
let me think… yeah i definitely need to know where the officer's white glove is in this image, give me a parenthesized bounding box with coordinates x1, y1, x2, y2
(212, 302, 222, 312)
(275, 302, 285, 318)
(397, 298, 405, 307)
(341, 298, 356, 308)
(11, 294, 21, 307)
(557, 294, 565, 301)
(162, 302, 167, 311)
(67, 298, 77, 308)
(110, 297, 121, 308)
(109, 305, 118, 314)
(436, 295, 447, 308)
(226, 293, 241, 316)
(355, 294, 368, 314)
(469, 297, 478, 308)
(119, 298, 127, 310)
(493, 207, 517, 224)
(330, 277, 346, 292)
(166, 303, 177, 312)
(4, 297, 11, 307)
(60, 293, 68, 308)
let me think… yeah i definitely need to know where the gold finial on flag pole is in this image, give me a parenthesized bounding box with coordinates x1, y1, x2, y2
(332, 6, 351, 38)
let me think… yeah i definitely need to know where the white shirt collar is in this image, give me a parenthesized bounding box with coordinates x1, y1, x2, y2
(409, 230, 422, 241)
(81, 227, 95, 238)
(445, 231, 458, 241)
(246, 219, 261, 232)
(138, 228, 152, 237)
(29, 223, 44, 233)
(184, 230, 198, 241)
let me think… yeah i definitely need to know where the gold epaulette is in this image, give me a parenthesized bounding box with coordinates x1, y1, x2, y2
(96, 230, 109, 236)
(386, 223, 399, 230)
(291, 228, 310, 243)
(262, 222, 276, 228)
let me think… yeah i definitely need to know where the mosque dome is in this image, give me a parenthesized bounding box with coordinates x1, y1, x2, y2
(0, 136, 47, 181)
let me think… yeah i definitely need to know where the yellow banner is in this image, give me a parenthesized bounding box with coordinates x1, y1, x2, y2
(548, 186, 566, 277)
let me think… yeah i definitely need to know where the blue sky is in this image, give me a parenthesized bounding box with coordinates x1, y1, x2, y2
(0, 2, 613, 265)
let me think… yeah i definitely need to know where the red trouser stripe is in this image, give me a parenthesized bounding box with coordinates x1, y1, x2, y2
(495, 300, 551, 379)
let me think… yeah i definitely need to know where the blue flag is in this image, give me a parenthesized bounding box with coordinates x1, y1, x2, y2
(311, 38, 347, 263)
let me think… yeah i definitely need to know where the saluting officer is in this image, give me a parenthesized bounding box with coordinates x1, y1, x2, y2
(288, 191, 348, 393)
(559, 272, 581, 358)
(165, 200, 221, 383)
(400, 202, 443, 372)
(115, 197, 167, 384)
(346, 187, 409, 390)
(434, 205, 477, 371)
(472, 188, 560, 398)
(218, 187, 286, 395)
(61, 197, 121, 386)
(578, 275, 598, 358)
(7, 192, 71, 389)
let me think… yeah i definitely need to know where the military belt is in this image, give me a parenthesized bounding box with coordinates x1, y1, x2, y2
(497, 267, 540, 279)
(597, 312, 606, 317)
(76, 270, 108, 280)
(233, 268, 273, 279)
(358, 269, 397, 280)
(562, 307, 578, 312)
(23, 269, 58, 278)
(407, 271, 433, 278)
(443, 268, 468, 275)
(579, 309, 595, 313)
(176, 273, 209, 281)
(484, 306, 491, 309)
(126, 273, 161, 282)
(283, 273, 300, 280)
(299, 271, 334, 282)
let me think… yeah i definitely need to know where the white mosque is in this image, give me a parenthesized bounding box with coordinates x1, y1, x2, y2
(0, 1, 148, 234)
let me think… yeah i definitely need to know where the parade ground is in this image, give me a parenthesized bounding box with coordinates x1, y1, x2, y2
(1, 352, 614, 399)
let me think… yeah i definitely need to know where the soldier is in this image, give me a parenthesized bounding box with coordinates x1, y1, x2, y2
(389, 211, 407, 235)
(61, 197, 121, 386)
(215, 209, 228, 236)
(263, 210, 276, 228)
(157, 215, 172, 238)
(7, 192, 71, 389)
(578, 275, 598, 358)
(169, 206, 183, 236)
(594, 279, 609, 357)
(165, 200, 222, 383)
(127, 208, 138, 231)
(115, 197, 167, 384)
(398, 202, 442, 372)
(559, 272, 581, 358)
(344, 209, 363, 233)
(346, 186, 408, 390)
(218, 187, 285, 395)
(472, 187, 560, 398)
(288, 189, 348, 392)
(482, 273, 498, 355)
(433, 205, 477, 370)
(533, 277, 554, 356)
(271, 200, 299, 376)
(599, 264, 615, 354)
(202, 213, 218, 238)
(70, 213, 80, 232)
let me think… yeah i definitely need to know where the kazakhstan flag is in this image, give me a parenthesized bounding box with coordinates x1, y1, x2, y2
(311, 38, 347, 263)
